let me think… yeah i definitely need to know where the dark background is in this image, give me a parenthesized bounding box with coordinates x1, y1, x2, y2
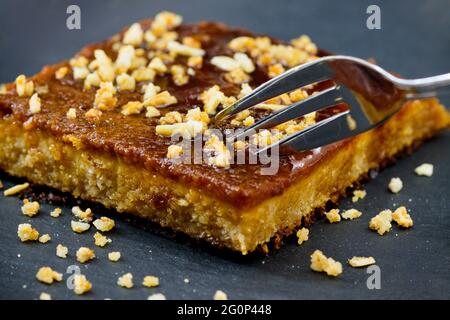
(0, 0, 449, 299)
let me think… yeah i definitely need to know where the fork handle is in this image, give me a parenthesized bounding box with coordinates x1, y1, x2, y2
(397, 73, 450, 99)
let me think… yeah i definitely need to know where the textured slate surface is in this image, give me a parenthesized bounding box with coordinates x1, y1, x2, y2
(0, 0, 449, 299)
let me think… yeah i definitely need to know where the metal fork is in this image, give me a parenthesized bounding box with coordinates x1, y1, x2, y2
(215, 55, 450, 154)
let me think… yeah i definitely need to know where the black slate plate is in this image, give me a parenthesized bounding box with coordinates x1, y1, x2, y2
(0, 0, 449, 300)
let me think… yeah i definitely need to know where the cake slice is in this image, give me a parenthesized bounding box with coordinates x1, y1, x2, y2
(0, 12, 448, 254)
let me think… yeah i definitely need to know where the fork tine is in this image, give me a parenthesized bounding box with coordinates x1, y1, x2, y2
(215, 58, 333, 122)
(232, 86, 343, 140)
(255, 111, 353, 155)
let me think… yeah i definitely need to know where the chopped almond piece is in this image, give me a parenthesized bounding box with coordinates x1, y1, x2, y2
(214, 290, 228, 300)
(93, 217, 115, 232)
(341, 209, 362, 220)
(38, 234, 51, 244)
(55, 67, 69, 80)
(17, 223, 39, 242)
(50, 208, 62, 218)
(121, 101, 143, 115)
(84, 108, 102, 121)
(15, 75, 34, 97)
(108, 251, 121, 262)
(414, 163, 434, 176)
(39, 292, 51, 300)
(144, 91, 177, 108)
(145, 106, 161, 118)
(392, 206, 413, 228)
(66, 108, 77, 119)
(21, 199, 40, 217)
(29, 93, 41, 114)
(116, 73, 136, 91)
(56, 244, 68, 258)
(36, 267, 62, 284)
(296, 227, 309, 245)
(76, 247, 95, 263)
(325, 209, 341, 223)
(94, 82, 117, 111)
(167, 145, 184, 159)
(388, 177, 403, 193)
(352, 189, 366, 203)
(310, 250, 342, 277)
(71, 220, 90, 233)
(348, 256, 376, 268)
(123, 23, 144, 46)
(72, 206, 93, 222)
(94, 232, 112, 247)
(147, 293, 166, 300)
(142, 276, 160, 288)
(369, 210, 392, 235)
(73, 274, 92, 295)
(117, 273, 134, 288)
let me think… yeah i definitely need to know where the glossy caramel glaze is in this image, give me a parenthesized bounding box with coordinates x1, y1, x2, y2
(0, 20, 354, 208)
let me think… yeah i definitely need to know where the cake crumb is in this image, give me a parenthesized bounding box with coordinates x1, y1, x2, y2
(415, 163, 433, 176)
(296, 227, 309, 245)
(50, 208, 62, 218)
(93, 217, 115, 232)
(73, 274, 92, 295)
(38, 234, 51, 244)
(36, 267, 63, 284)
(39, 292, 51, 300)
(17, 223, 39, 242)
(310, 250, 343, 277)
(142, 276, 160, 288)
(71, 220, 90, 233)
(117, 273, 134, 288)
(147, 293, 166, 300)
(214, 290, 228, 300)
(72, 206, 93, 222)
(76, 247, 95, 263)
(369, 209, 392, 235)
(348, 256, 376, 268)
(325, 209, 341, 223)
(108, 251, 121, 262)
(94, 232, 112, 247)
(56, 244, 68, 258)
(4, 182, 30, 196)
(352, 189, 366, 203)
(342, 209, 362, 220)
(388, 177, 403, 193)
(392, 206, 413, 228)
(21, 199, 40, 217)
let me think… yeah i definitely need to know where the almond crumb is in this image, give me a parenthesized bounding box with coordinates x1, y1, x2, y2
(147, 293, 166, 300)
(66, 108, 77, 119)
(325, 209, 341, 223)
(17, 223, 39, 242)
(50, 208, 62, 218)
(4, 182, 29, 196)
(341, 209, 362, 220)
(73, 274, 92, 295)
(369, 209, 392, 235)
(117, 273, 134, 288)
(108, 251, 121, 262)
(352, 189, 366, 203)
(71, 220, 90, 233)
(296, 228, 309, 245)
(214, 290, 228, 300)
(310, 250, 342, 277)
(93, 217, 115, 232)
(21, 199, 40, 217)
(414, 163, 433, 176)
(392, 206, 413, 228)
(15, 75, 34, 97)
(348, 256, 376, 268)
(142, 276, 160, 288)
(72, 206, 93, 222)
(39, 292, 51, 300)
(76, 247, 95, 263)
(94, 232, 112, 247)
(29, 93, 42, 114)
(56, 244, 68, 258)
(388, 177, 403, 193)
(38, 234, 51, 244)
(36, 267, 62, 284)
